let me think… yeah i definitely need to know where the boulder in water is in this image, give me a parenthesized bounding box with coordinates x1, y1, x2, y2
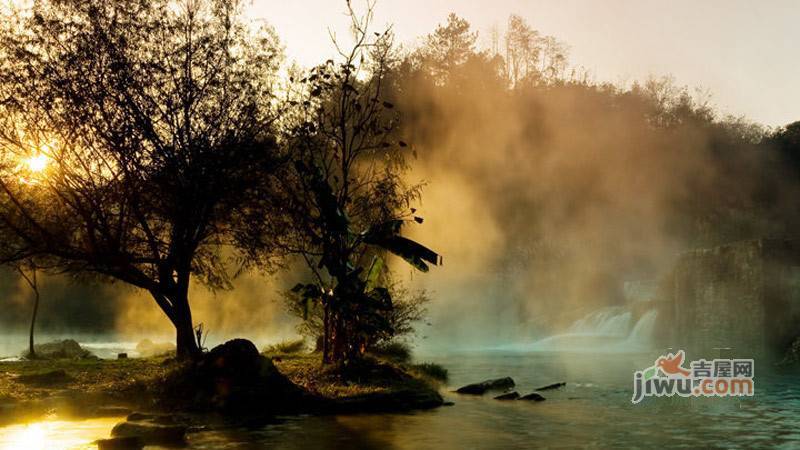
(519, 392, 546, 401)
(95, 436, 144, 450)
(455, 377, 515, 395)
(534, 382, 566, 391)
(111, 421, 186, 445)
(29, 339, 94, 360)
(494, 391, 520, 400)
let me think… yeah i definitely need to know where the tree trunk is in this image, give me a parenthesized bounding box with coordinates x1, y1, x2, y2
(29, 285, 39, 358)
(18, 266, 39, 359)
(322, 303, 331, 364)
(149, 287, 201, 360)
(329, 312, 348, 363)
(172, 292, 201, 360)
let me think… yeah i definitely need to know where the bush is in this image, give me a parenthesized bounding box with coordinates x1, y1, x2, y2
(369, 341, 412, 364)
(263, 338, 307, 355)
(411, 363, 448, 382)
(284, 280, 432, 357)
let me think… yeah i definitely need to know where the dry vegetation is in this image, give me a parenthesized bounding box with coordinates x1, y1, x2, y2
(0, 351, 446, 410)
(268, 349, 446, 399)
(0, 357, 175, 403)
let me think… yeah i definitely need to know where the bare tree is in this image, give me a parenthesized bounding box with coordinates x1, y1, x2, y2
(16, 262, 40, 359)
(0, 0, 283, 358)
(504, 14, 569, 86)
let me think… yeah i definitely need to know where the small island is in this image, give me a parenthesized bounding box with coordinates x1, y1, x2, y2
(0, 338, 447, 446)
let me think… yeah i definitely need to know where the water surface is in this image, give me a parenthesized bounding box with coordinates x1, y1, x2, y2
(1, 350, 797, 449)
(184, 351, 798, 449)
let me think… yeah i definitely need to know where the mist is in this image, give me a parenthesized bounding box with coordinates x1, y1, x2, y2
(388, 38, 800, 349)
(1, 10, 798, 355)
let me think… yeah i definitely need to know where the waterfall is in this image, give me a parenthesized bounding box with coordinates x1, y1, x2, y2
(627, 309, 658, 344)
(510, 307, 659, 352)
(568, 307, 633, 336)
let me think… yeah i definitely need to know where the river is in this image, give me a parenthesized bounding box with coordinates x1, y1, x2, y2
(1, 349, 799, 449)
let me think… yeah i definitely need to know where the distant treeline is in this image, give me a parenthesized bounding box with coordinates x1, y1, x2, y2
(378, 13, 800, 328)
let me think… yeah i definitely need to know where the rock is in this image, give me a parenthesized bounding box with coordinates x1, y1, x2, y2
(779, 336, 800, 366)
(29, 339, 94, 359)
(111, 421, 186, 445)
(118, 353, 128, 359)
(535, 382, 566, 391)
(494, 391, 520, 400)
(206, 338, 262, 371)
(17, 369, 73, 386)
(455, 377, 515, 395)
(135, 339, 176, 358)
(95, 436, 144, 450)
(158, 338, 309, 414)
(519, 392, 546, 401)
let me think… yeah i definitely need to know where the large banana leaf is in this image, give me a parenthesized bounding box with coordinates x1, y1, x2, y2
(363, 234, 441, 272)
(364, 255, 384, 291)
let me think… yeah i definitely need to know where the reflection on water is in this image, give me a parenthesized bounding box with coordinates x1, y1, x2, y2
(0, 417, 121, 450)
(0, 351, 798, 449)
(186, 351, 800, 449)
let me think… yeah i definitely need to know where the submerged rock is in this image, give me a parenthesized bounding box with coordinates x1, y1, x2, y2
(519, 392, 546, 402)
(95, 436, 144, 450)
(455, 377, 515, 395)
(111, 421, 186, 445)
(534, 382, 566, 391)
(28, 339, 94, 360)
(494, 391, 520, 400)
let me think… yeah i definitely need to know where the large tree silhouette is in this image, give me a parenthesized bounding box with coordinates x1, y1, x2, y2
(0, 0, 282, 358)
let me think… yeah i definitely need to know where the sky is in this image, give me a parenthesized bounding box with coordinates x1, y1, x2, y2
(248, 0, 800, 127)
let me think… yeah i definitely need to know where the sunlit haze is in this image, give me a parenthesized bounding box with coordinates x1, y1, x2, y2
(0, 1, 799, 448)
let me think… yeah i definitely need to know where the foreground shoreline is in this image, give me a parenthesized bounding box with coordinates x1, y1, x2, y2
(0, 348, 446, 432)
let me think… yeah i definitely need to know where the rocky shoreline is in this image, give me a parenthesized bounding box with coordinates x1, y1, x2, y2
(0, 338, 445, 445)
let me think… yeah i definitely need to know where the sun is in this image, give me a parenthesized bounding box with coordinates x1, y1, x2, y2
(24, 154, 49, 173)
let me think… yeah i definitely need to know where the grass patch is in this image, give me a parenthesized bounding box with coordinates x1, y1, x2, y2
(0, 356, 177, 403)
